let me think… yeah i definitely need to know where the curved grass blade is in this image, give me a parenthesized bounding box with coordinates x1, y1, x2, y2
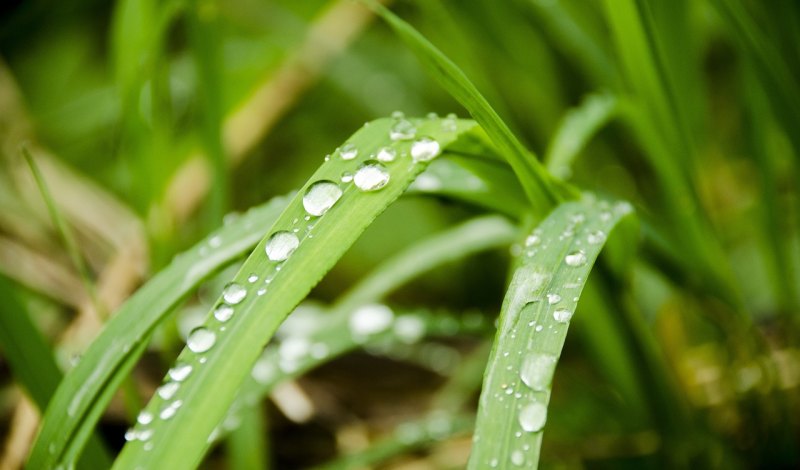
(544, 93, 617, 179)
(468, 195, 634, 469)
(27, 194, 292, 469)
(112, 117, 481, 469)
(363, 0, 572, 211)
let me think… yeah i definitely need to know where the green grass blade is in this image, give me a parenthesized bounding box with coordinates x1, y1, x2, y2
(112, 117, 480, 469)
(26, 194, 291, 469)
(364, 0, 570, 212)
(468, 195, 634, 469)
(544, 93, 617, 179)
(225, 401, 268, 470)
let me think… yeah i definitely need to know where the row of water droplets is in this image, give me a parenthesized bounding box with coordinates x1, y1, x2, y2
(128, 113, 455, 446)
(479, 201, 630, 468)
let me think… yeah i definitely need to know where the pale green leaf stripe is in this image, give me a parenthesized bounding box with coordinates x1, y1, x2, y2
(364, 0, 569, 211)
(468, 195, 634, 469)
(545, 93, 617, 179)
(113, 117, 477, 469)
(27, 194, 292, 469)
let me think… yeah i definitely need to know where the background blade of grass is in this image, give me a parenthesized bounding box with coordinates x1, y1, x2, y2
(112, 116, 480, 469)
(468, 195, 633, 469)
(26, 193, 291, 468)
(365, 0, 571, 211)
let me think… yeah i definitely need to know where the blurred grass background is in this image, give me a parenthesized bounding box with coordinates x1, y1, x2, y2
(0, 0, 799, 468)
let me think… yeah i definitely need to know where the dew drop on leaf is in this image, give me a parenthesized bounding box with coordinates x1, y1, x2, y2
(354, 161, 390, 192)
(520, 353, 557, 391)
(376, 146, 397, 162)
(137, 411, 153, 425)
(168, 363, 192, 382)
(587, 230, 606, 245)
(265, 231, 299, 261)
(222, 283, 246, 304)
(303, 180, 343, 216)
(564, 250, 587, 267)
(389, 119, 416, 141)
(157, 381, 179, 400)
(341, 171, 353, 183)
(546, 293, 561, 305)
(511, 450, 526, 466)
(349, 304, 394, 337)
(552, 308, 574, 323)
(187, 327, 216, 353)
(410, 137, 441, 162)
(518, 402, 547, 432)
(214, 304, 234, 322)
(339, 143, 358, 160)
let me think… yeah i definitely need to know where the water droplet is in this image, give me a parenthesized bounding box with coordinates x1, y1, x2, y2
(349, 304, 394, 337)
(222, 283, 247, 305)
(525, 234, 541, 246)
(390, 119, 416, 141)
(209, 235, 222, 248)
(442, 117, 457, 132)
(511, 450, 526, 466)
(144, 442, 153, 451)
(168, 363, 192, 382)
(138, 429, 154, 442)
(546, 293, 561, 305)
(157, 381, 179, 400)
(391, 110, 405, 119)
(426, 112, 439, 120)
(394, 315, 425, 343)
(354, 161, 390, 191)
(265, 231, 299, 261)
(137, 411, 153, 425)
(341, 171, 353, 183)
(124, 429, 137, 441)
(251, 357, 275, 384)
(257, 288, 267, 296)
(553, 308, 573, 323)
(187, 327, 216, 353)
(410, 137, 441, 162)
(587, 230, 606, 245)
(159, 400, 183, 420)
(303, 180, 343, 216)
(376, 146, 397, 162)
(519, 402, 547, 432)
(565, 250, 587, 267)
(214, 304, 234, 322)
(247, 274, 259, 283)
(535, 325, 543, 332)
(489, 458, 499, 468)
(520, 353, 558, 391)
(339, 143, 358, 160)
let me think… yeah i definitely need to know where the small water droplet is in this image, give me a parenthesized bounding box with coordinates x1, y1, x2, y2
(535, 325, 543, 332)
(511, 450, 526, 466)
(339, 143, 358, 160)
(442, 117, 457, 132)
(247, 274, 259, 283)
(525, 234, 541, 246)
(426, 111, 439, 119)
(257, 288, 267, 296)
(587, 230, 606, 245)
(489, 458, 499, 468)
(354, 161, 390, 191)
(519, 402, 547, 432)
(209, 235, 222, 248)
(168, 363, 192, 382)
(214, 304, 234, 322)
(349, 304, 394, 337)
(391, 110, 405, 119)
(341, 171, 353, 183)
(138, 429, 154, 442)
(124, 429, 137, 441)
(157, 382, 179, 400)
(303, 180, 343, 216)
(137, 411, 153, 425)
(222, 283, 247, 305)
(187, 327, 216, 353)
(390, 119, 416, 141)
(565, 250, 587, 267)
(520, 353, 558, 391)
(159, 400, 183, 420)
(394, 315, 425, 343)
(265, 231, 299, 261)
(251, 357, 275, 384)
(376, 146, 397, 162)
(553, 308, 573, 323)
(410, 137, 441, 162)
(546, 293, 561, 305)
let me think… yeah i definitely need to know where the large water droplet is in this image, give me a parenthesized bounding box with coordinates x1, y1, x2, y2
(157, 381, 179, 400)
(553, 308, 574, 323)
(519, 402, 547, 432)
(168, 363, 192, 382)
(187, 327, 216, 353)
(350, 304, 394, 337)
(222, 283, 246, 305)
(410, 137, 441, 162)
(565, 250, 587, 267)
(354, 161, 390, 192)
(303, 180, 342, 216)
(265, 231, 299, 261)
(214, 304, 234, 322)
(376, 146, 397, 162)
(339, 143, 358, 160)
(390, 119, 416, 141)
(520, 353, 558, 391)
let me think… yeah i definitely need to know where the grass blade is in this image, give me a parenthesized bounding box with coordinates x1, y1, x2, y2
(27, 194, 291, 469)
(364, 0, 571, 211)
(468, 195, 633, 469)
(111, 117, 481, 469)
